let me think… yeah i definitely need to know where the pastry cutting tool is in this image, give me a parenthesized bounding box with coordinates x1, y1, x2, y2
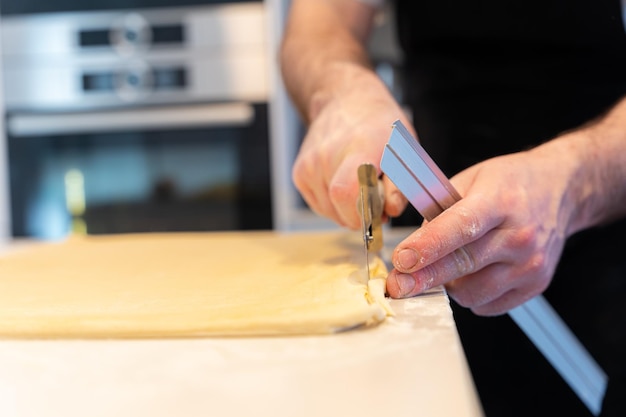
(358, 163, 384, 279)
(380, 120, 607, 416)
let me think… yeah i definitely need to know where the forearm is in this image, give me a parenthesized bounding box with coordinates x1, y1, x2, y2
(534, 96, 626, 236)
(279, 0, 378, 122)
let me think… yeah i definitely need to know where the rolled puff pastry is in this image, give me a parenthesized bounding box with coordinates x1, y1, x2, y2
(0, 231, 393, 338)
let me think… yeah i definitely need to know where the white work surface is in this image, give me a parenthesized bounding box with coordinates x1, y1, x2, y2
(0, 231, 484, 417)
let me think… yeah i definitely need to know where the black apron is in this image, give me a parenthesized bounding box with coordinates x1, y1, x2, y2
(391, 1, 626, 415)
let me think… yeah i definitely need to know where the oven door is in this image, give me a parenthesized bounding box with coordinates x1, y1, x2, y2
(6, 102, 272, 239)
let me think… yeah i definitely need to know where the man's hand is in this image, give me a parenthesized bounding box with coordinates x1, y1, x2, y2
(386, 141, 584, 315)
(281, 0, 409, 229)
(281, 0, 626, 316)
(291, 66, 409, 229)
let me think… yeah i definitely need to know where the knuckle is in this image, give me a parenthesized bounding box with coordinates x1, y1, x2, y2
(508, 225, 538, 251)
(452, 247, 476, 276)
(292, 157, 312, 189)
(451, 205, 483, 240)
(416, 265, 437, 290)
(328, 180, 359, 228)
(328, 181, 352, 205)
(525, 253, 552, 293)
(526, 252, 547, 275)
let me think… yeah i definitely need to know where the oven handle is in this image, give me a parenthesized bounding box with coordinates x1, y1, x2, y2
(7, 103, 255, 137)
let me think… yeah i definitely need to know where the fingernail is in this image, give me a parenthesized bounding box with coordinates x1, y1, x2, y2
(395, 273, 416, 297)
(396, 248, 419, 271)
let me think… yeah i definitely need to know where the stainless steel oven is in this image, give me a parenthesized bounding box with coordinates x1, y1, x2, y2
(1, 1, 274, 239)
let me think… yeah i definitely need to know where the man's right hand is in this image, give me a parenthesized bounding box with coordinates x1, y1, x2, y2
(291, 65, 409, 229)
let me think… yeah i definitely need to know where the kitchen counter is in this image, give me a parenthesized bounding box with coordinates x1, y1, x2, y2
(0, 230, 484, 417)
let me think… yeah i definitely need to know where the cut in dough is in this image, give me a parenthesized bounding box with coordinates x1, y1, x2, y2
(0, 231, 393, 339)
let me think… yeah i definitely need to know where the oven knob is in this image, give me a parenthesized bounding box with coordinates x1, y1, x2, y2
(110, 13, 152, 56)
(114, 60, 154, 102)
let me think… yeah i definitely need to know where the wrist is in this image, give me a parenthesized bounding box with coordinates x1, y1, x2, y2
(306, 62, 381, 122)
(535, 105, 626, 236)
(548, 131, 601, 236)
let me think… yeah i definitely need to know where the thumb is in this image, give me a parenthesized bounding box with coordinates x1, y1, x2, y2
(382, 175, 408, 218)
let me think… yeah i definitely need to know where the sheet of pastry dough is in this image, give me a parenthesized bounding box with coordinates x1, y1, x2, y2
(0, 231, 392, 338)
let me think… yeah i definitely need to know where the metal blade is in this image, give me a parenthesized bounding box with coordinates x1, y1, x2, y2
(357, 163, 383, 279)
(359, 184, 371, 279)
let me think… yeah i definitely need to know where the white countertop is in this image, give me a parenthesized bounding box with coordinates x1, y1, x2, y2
(0, 232, 484, 417)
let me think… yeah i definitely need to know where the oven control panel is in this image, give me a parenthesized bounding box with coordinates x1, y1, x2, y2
(0, 3, 269, 111)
